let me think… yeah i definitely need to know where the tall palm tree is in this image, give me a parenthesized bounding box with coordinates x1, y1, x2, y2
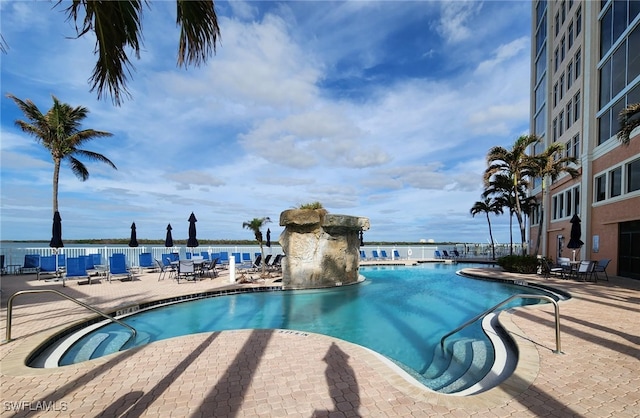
(7, 94, 117, 213)
(531, 142, 579, 255)
(617, 103, 640, 145)
(59, 0, 220, 105)
(484, 135, 539, 254)
(470, 197, 503, 260)
(242, 217, 271, 277)
(483, 173, 530, 256)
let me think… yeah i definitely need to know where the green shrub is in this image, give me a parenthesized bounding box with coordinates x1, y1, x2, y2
(497, 255, 539, 274)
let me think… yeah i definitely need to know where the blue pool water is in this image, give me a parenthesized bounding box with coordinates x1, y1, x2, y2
(58, 264, 549, 390)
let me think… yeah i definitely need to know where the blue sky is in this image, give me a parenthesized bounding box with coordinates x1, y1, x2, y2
(0, 1, 531, 243)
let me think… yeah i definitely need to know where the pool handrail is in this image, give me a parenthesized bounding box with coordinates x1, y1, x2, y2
(440, 293, 562, 354)
(4, 289, 137, 344)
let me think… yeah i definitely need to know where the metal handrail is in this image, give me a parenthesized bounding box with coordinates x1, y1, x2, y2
(440, 293, 562, 354)
(4, 289, 137, 343)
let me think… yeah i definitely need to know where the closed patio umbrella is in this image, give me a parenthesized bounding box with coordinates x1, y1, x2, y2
(359, 230, 364, 247)
(49, 211, 64, 249)
(567, 214, 584, 261)
(187, 212, 199, 248)
(266, 228, 271, 247)
(165, 224, 174, 248)
(49, 211, 63, 275)
(128, 222, 139, 247)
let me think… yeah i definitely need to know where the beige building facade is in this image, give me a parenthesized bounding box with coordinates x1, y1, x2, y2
(530, 0, 640, 279)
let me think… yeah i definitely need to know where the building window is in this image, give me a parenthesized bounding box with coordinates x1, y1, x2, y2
(561, 0, 566, 23)
(573, 91, 581, 122)
(574, 49, 581, 79)
(555, 47, 560, 72)
(560, 74, 565, 100)
(552, 185, 580, 220)
(559, 110, 564, 136)
(571, 133, 580, 159)
(560, 36, 566, 62)
(611, 45, 626, 99)
(598, 109, 611, 145)
(567, 61, 573, 90)
(555, 11, 560, 37)
(596, 175, 607, 202)
(576, 6, 582, 35)
(566, 102, 572, 129)
(553, 118, 558, 141)
(568, 22, 574, 50)
(610, 167, 622, 198)
(628, 158, 640, 193)
(553, 82, 558, 107)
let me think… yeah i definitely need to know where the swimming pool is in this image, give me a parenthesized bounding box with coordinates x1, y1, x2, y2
(42, 263, 556, 393)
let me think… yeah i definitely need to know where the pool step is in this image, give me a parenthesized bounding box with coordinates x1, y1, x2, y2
(71, 333, 109, 363)
(422, 338, 493, 394)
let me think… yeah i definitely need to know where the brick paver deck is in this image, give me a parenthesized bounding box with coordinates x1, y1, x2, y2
(1, 264, 639, 417)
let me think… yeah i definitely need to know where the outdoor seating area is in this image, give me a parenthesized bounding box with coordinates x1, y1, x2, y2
(541, 257, 610, 282)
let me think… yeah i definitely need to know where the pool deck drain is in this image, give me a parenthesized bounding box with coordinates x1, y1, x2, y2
(1, 263, 639, 416)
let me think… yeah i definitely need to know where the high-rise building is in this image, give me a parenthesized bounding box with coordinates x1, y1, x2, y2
(530, 0, 640, 279)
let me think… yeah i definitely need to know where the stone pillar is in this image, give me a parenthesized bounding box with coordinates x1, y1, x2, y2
(279, 209, 370, 289)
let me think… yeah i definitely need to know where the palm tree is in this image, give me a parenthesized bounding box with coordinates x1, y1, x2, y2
(58, 0, 221, 105)
(470, 197, 503, 260)
(483, 173, 529, 256)
(617, 103, 640, 145)
(7, 94, 117, 213)
(531, 142, 579, 255)
(484, 135, 539, 254)
(242, 217, 271, 277)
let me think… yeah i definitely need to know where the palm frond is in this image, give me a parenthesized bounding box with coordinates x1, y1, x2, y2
(176, 0, 220, 67)
(73, 149, 118, 169)
(617, 103, 640, 145)
(68, 155, 90, 181)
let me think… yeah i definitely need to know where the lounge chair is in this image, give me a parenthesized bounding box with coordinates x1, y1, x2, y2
(138, 252, 157, 273)
(360, 250, 366, 260)
(393, 250, 401, 259)
(593, 259, 610, 281)
(20, 254, 40, 275)
(38, 255, 60, 280)
(442, 250, 453, 259)
(434, 250, 443, 259)
(380, 250, 389, 259)
(453, 250, 462, 258)
(371, 250, 380, 260)
(263, 254, 272, 267)
(218, 252, 230, 267)
(268, 254, 284, 272)
(177, 259, 197, 282)
(201, 252, 210, 260)
(63, 257, 92, 286)
(109, 253, 133, 282)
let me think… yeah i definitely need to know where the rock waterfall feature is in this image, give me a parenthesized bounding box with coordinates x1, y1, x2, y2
(279, 209, 370, 289)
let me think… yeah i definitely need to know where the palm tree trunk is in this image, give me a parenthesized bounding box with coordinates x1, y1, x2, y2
(534, 177, 546, 256)
(509, 210, 514, 255)
(486, 213, 495, 260)
(52, 159, 61, 213)
(260, 242, 266, 277)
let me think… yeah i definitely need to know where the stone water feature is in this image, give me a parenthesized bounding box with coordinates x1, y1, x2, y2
(278, 209, 370, 289)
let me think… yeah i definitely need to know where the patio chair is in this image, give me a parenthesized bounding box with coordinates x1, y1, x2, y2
(177, 259, 197, 282)
(268, 254, 284, 272)
(19, 254, 40, 275)
(593, 259, 610, 281)
(156, 258, 176, 281)
(109, 253, 133, 282)
(203, 258, 219, 279)
(540, 258, 567, 279)
(575, 260, 596, 282)
(63, 257, 92, 286)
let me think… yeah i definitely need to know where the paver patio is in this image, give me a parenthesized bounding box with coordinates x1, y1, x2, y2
(1, 263, 639, 417)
